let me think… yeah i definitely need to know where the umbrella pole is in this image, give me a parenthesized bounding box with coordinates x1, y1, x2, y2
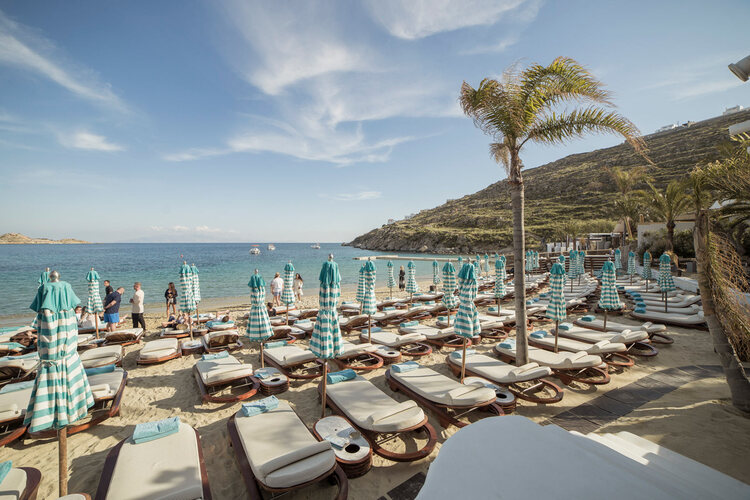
(260, 342, 265, 368)
(189, 312, 194, 341)
(321, 361, 328, 418)
(664, 291, 668, 313)
(58, 427, 68, 496)
(554, 320, 559, 353)
(460, 338, 467, 383)
(94, 314, 99, 340)
(368, 316, 372, 343)
(604, 310, 608, 329)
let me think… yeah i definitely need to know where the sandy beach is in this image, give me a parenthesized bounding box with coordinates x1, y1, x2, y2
(3, 278, 749, 499)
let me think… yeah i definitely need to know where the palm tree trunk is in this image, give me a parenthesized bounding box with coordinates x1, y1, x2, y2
(510, 152, 528, 365)
(693, 210, 750, 414)
(666, 220, 676, 252)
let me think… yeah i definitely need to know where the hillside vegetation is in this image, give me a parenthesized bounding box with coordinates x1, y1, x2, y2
(348, 110, 750, 253)
(0, 233, 90, 244)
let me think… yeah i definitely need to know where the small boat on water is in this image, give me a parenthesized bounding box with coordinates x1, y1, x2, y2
(311, 243, 321, 249)
(249, 246, 261, 255)
(267, 244, 276, 251)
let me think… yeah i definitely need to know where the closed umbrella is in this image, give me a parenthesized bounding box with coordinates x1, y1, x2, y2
(614, 248, 622, 273)
(483, 253, 490, 276)
(85, 267, 104, 339)
(405, 261, 419, 302)
(39, 268, 50, 287)
(282, 261, 296, 323)
(386, 260, 396, 299)
(473, 256, 481, 277)
(441, 262, 458, 326)
(598, 261, 622, 328)
(641, 251, 652, 292)
(558, 254, 567, 288)
(545, 263, 567, 352)
(362, 260, 377, 342)
(432, 260, 441, 286)
(494, 257, 507, 310)
(457, 256, 464, 271)
(568, 250, 579, 292)
(356, 264, 366, 306)
(577, 250, 586, 284)
(246, 270, 273, 367)
(454, 263, 480, 382)
(627, 251, 636, 284)
(179, 262, 196, 339)
(26, 271, 94, 496)
(311, 255, 344, 418)
(191, 263, 201, 325)
(657, 253, 676, 312)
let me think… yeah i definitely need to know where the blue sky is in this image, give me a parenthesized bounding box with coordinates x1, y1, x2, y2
(0, 0, 747, 243)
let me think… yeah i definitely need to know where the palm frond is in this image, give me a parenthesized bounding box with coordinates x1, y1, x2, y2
(489, 142, 511, 171)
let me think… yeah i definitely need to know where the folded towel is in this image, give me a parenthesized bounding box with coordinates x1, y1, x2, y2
(0, 380, 35, 394)
(384, 306, 395, 311)
(580, 315, 596, 322)
(438, 316, 447, 321)
(0, 460, 10, 484)
(326, 369, 356, 384)
(253, 368, 275, 379)
(391, 361, 420, 373)
(449, 349, 476, 359)
(558, 323, 572, 331)
(530, 331, 547, 339)
(525, 300, 534, 305)
(498, 341, 514, 349)
(488, 306, 498, 312)
(241, 395, 279, 417)
(296, 319, 312, 325)
(634, 307, 646, 313)
(325, 435, 349, 449)
(370, 327, 382, 333)
(202, 351, 229, 361)
(400, 320, 419, 327)
(264, 341, 287, 349)
(533, 297, 540, 302)
(0, 342, 24, 351)
(133, 416, 180, 444)
(85, 365, 116, 376)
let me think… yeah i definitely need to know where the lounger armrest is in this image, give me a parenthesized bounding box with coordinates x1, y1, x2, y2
(642, 322, 653, 328)
(89, 383, 111, 397)
(256, 441, 332, 479)
(593, 340, 610, 348)
(367, 401, 418, 426)
(510, 362, 539, 376)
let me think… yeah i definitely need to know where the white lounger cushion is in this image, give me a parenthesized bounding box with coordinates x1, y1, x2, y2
(390, 367, 496, 406)
(0, 468, 28, 499)
(372, 310, 406, 321)
(631, 310, 705, 325)
(264, 345, 315, 366)
(574, 318, 667, 333)
(80, 345, 123, 367)
(495, 343, 603, 369)
(447, 353, 551, 383)
(196, 355, 253, 385)
(338, 341, 379, 357)
(531, 333, 627, 354)
(0, 383, 33, 422)
(326, 375, 426, 432)
(234, 400, 335, 489)
(104, 328, 142, 339)
(398, 324, 452, 339)
(87, 368, 125, 399)
(139, 339, 179, 360)
(360, 330, 425, 347)
(559, 326, 647, 344)
(0, 354, 39, 372)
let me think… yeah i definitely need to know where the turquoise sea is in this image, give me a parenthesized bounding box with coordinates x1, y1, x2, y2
(0, 243, 453, 319)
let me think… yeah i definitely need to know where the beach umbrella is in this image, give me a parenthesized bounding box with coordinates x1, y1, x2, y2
(85, 268, 104, 339)
(545, 263, 567, 353)
(432, 260, 441, 285)
(641, 251, 652, 292)
(473, 256, 481, 277)
(598, 261, 622, 329)
(533, 251, 539, 270)
(558, 254, 567, 288)
(483, 253, 490, 276)
(282, 261, 296, 323)
(38, 268, 50, 287)
(191, 263, 201, 324)
(246, 270, 273, 367)
(362, 260, 377, 342)
(356, 263, 366, 309)
(657, 253, 676, 312)
(311, 255, 344, 418)
(405, 261, 419, 302)
(577, 250, 586, 283)
(494, 257, 507, 310)
(179, 262, 196, 339)
(386, 260, 396, 299)
(26, 271, 94, 496)
(614, 248, 622, 273)
(568, 250, 579, 292)
(454, 263, 480, 382)
(627, 251, 636, 284)
(457, 256, 464, 274)
(441, 262, 458, 326)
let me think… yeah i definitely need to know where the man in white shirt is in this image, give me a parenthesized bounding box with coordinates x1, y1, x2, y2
(270, 272, 284, 306)
(130, 282, 146, 329)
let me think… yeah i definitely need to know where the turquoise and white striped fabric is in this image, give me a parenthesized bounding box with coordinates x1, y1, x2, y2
(310, 259, 343, 359)
(545, 263, 567, 322)
(25, 281, 94, 433)
(179, 263, 195, 313)
(577, 251, 586, 276)
(472, 257, 480, 276)
(386, 260, 396, 290)
(628, 251, 636, 276)
(568, 251, 579, 280)
(191, 264, 201, 304)
(658, 254, 676, 292)
(405, 261, 419, 294)
(454, 263, 480, 339)
(457, 256, 463, 270)
(641, 251, 652, 280)
(614, 249, 622, 271)
(432, 260, 441, 285)
(494, 258, 506, 298)
(85, 269, 104, 314)
(282, 262, 295, 307)
(558, 255, 567, 287)
(533, 251, 539, 269)
(598, 261, 622, 310)
(524, 250, 532, 272)
(483, 254, 490, 275)
(441, 262, 458, 310)
(245, 273, 272, 342)
(356, 264, 366, 304)
(38, 270, 50, 287)
(362, 261, 377, 316)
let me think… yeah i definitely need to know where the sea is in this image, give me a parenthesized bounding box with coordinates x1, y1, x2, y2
(0, 243, 456, 321)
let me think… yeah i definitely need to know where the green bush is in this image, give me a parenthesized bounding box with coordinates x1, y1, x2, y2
(673, 230, 695, 258)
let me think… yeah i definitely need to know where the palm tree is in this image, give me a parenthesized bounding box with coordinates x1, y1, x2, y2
(608, 166, 650, 241)
(459, 57, 644, 364)
(640, 180, 692, 251)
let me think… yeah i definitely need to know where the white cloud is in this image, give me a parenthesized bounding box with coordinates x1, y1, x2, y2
(321, 191, 382, 201)
(363, 0, 530, 39)
(460, 34, 519, 55)
(59, 131, 124, 152)
(0, 9, 126, 111)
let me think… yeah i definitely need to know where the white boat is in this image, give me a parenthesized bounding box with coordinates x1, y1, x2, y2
(267, 244, 276, 251)
(311, 243, 321, 249)
(249, 247, 261, 255)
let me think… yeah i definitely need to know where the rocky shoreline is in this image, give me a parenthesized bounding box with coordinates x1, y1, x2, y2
(0, 232, 90, 244)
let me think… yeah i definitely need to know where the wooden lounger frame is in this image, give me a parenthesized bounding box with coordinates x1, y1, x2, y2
(95, 427, 212, 500)
(333, 351, 384, 372)
(136, 347, 181, 365)
(103, 330, 144, 347)
(495, 351, 610, 386)
(528, 339, 635, 369)
(0, 369, 35, 389)
(385, 370, 503, 429)
(204, 334, 244, 353)
(194, 366, 259, 403)
(318, 382, 438, 462)
(263, 353, 324, 380)
(16, 467, 42, 500)
(558, 329, 659, 358)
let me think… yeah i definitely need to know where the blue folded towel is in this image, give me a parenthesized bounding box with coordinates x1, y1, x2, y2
(241, 396, 279, 417)
(264, 341, 287, 349)
(370, 327, 382, 333)
(530, 330, 547, 339)
(438, 316, 447, 321)
(580, 315, 596, 322)
(391, 361, 420, 373)
(0, 342, 24, 351)
(634, 307, 646, 313)
(201, 351, 229, 361)
(526, 300, 534, 305)
(400, 320, 419, 327)
(0, 380, 35, 394)
(488, 306, 498, 312)
(384, 306, 395, 311)
(326, 369, 356, 384)
(425, 301, 435, 305)
(558, 323, 573, 331)
(253, 368, 277, 379)
(85, 365, 116, 376)
(11, 352, 38, 360)
(533, 297, 540, 302)
(133, 416, 180, 444)
(498, 341, 514, 349)
(0, 460, 10, 484)
(449, 349, 476, 359)
(630, 292, 641, 297)
(207, 320, 234, 328)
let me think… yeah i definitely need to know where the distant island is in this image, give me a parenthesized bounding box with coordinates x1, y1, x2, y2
(0, 233, 90, 244)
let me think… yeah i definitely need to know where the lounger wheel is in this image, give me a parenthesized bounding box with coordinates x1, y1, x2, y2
(628, 341, 659, 357)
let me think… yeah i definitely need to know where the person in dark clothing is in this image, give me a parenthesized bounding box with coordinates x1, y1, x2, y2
(103, 287, 124, 332)
(165, 282, 178, 318)
(104, 280, 114, 296)
(398, 266, 406, 291)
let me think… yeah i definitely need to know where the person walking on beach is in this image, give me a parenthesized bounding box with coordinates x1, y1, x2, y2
(165, 282, 178, 318)
(103, 286, 124, 332)
(294, 273, 304, 301)
(104, 280, 114, 296)
(270, 272, 284, 306)
(399, 265, 406, 291)
(130, 282, 146, 330)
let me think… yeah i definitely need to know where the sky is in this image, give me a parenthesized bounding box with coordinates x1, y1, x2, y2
(0, 0, 748, 243)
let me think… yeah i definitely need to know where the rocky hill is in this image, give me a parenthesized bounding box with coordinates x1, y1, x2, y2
(347, 109, 750, 253)
(0, 233, 90, 244)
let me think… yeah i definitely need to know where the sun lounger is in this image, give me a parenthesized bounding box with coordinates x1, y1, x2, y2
(339, 314, 374, 333)
(95, 421, 211, 500)
(631, 309, 706, 327)
(632, 294, 701, 308)
(201, 330, 243, 353)
(333, 341, 383, 371)
(444, 352, 563, 405)
(194, 354, 259, 403)
(295, 308, 319, 320)
(206, 320, 235, 332)
(263, 345, 323, 380)
(80, 345, 124, 369)
(227, 400, 347, 499)
(494, 339, 609, 386)
(555, 323, 657, 357)
(292, 318, 315, 334)
(78, 317, 127, 334)
(358, 329, 432, 356)
(529, 331, 634, 368)
(0, 354, 39, 387)
(137, 339, 181, 365)
(573, 317, 674, 344)
(0, 466, 41, 500)
(321, 374, 437, 462)
(386, 364, 503, 428)
(0, 381, 35, 446)
(399, 323, 478, 348)
(380, 306, 432, 325)
(160, 327, 191, 339)
(372, 308, 407, 324)
(103, 328, 143, 346)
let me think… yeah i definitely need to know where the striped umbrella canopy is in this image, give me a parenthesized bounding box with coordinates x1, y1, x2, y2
(641, 251, 652, 280)
(472, 257, 480, 276)
(282, 261, 296, 307)
(558, 254, 567, 287)
(546, 263, 567, 322)
(454, 263, 480, 339)
(441, 262, 459, 312)
(494, 252, 499, 259)
(577, 250, 586, 276)
(483, 254, 490, 275)
(475, 254, 481, 267)
(310, 257, 344, 360)
(494, 258, 507, 299)
(524, 250, 531, 272)
(178, 263, 196, 313)
(405, 261, 419, 294)
(457, 256, 464, 270)
(658, 254, 676, 293)
(432, 260, 441, 285)
(191, 264, 201, 304)
(386, 260, 396, 296)
(245, 271, 273, 365)
(85, 268, 104, 314)
(362, 261, 377, 316)
(614, 248, 622, 271)
(356, 264, 366, 304)
(533, 251, 539, 269)
(598, 261, 622, 311)
(38, 269, 50, 287)
(627, 251, 636, 276)
(568, 251, 579, 279)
